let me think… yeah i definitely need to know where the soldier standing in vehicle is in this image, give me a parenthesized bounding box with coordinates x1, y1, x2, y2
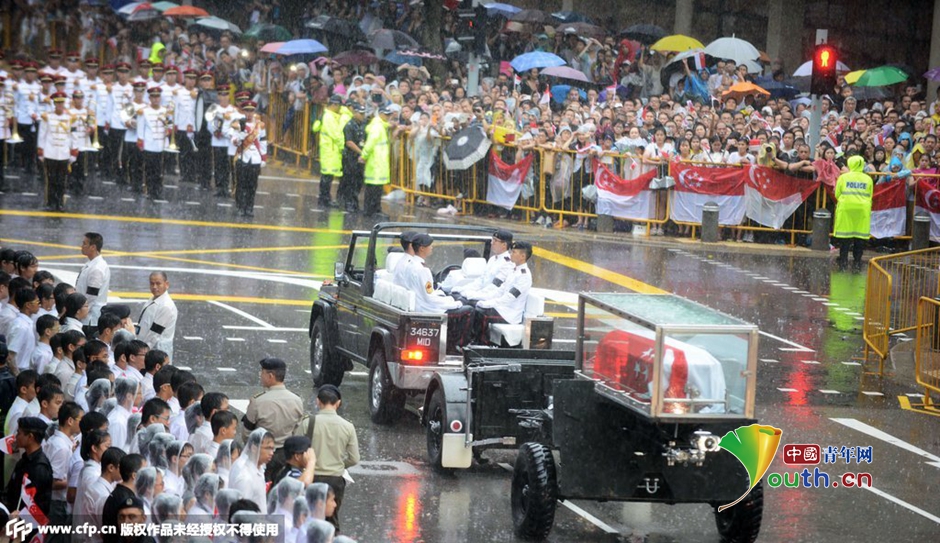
(472, 241, 534, 344)
(340, 103, 367, 213)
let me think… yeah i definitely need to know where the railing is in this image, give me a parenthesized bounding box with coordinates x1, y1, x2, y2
(267, 93, 314, 168)
(915, 296, 940, 405)
(864, 247, 940, 374)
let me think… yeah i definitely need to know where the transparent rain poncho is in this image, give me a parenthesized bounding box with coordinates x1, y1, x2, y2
(135, 424, 163, 459)
(152, 493, 183, 524)
(147, 432, 175, 471)
(135, 466, 162, 514)
(289, 497, 310, 543)
(98, 397, 117, 417)
(163, 440, 192, 497)
(268, 476, 304, 540)
(113, 377, 139, 408)
(214, 438, 242, 485)
(188, 472, 222, 520)
(84, 378, 112, 413)
(302, 519, 335, 543)
(228, 428, 271, 511)
(182, 453, 214, 496)
(305, 483, 331, 521)
(184, 402, 204, 435)
(213, 488, 241, 524)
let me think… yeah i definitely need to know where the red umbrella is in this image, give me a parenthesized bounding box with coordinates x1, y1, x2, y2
(164, 6, 210, 18)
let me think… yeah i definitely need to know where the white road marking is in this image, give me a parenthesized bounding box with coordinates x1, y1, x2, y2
(349, 371, 369, 377)
(831, 418, 940, 467)
(287, 193, 301, 197)
(813, 297, 829, 302)
(783, 287, 799, 290)
(841, 361, 862, 366)
(261, 175, 318, 184)
(165, 185, 179, 189)
(794, 290, 809, 294)
(225, 338, 245, 342)
(154, 199, 169, 204)
(819, 389, 841, 394)
(863, 486, 940, 525)
(847, 312, 862, 316)
(185, 201, 200, 205)
(88, 196, 104, 200)
(257, 191, 270, 195)
(208, 300, 275, 329)
(121, 198, 135, 202)
(753, 276, 769, 280)
(497, 463, 619, 534)
(854, 317, 865, 321)
(253, 205, 264, 209)
(217, 203, 233, 207)
(777, 388, 799, 392)
(102, 181, 115, 185)
(266, 339, 288, 343)
(183, 336, 204, 341)
(760, 331, 814, 352)
(906, 393, 926, 398)
(802, 360, 821, 365)
(759, 358, 779, 363)
(218, 367, 237, 371)
(22, 192, 38, 196)
(822, 302, 839, 307)
(280, 207, 296, 211)
(861, 391, 884, 397)
(222, 326, 308, 332)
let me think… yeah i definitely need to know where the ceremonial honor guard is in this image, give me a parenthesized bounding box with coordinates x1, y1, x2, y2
(68, 90, 92, 195)
(87, 62, 111, 178)
(133, 59, 152, 85)
(210, 85, 237, 197)
(14, 62, 41, 179)
(230, 101, 266, 217)
(45, 49, 66, 76)
(38, 92, 77, 211)
(62, 52, 86, 95)
(107, 63, 134, 184)
(138, 87, 169, 200)
(194, 71, 216, 189)
(174, 70, 199, 182)
(0, 77, 10, 191)
(123, 81, 148, 191)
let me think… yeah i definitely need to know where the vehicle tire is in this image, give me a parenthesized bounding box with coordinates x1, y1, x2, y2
(426, 388, 453, 474)
(511, 442, 557, 540)
(368, 349, 405, 424)
(310, 317, 344, 387)
(714, 482, 763, 543)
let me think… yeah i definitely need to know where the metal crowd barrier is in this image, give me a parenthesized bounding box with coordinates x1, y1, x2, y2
(267, 93, 313, 168)
(864, 247, 940, 374)
(915, 296, 940, 405)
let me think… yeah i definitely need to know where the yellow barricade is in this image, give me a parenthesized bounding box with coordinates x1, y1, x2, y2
(267, 94, 312, 168)
(915, 296, 940, 405)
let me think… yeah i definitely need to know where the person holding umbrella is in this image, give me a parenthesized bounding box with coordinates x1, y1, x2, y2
(359, 105, 394, 219)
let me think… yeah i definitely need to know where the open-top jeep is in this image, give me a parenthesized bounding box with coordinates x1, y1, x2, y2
(309, 222, 552, 424)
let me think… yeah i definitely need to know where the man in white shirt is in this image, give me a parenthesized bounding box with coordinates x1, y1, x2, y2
(79, 446, 125, 543)
(141, 350, 167, 402)
(3, 369, 38, 481)
(190, 392, 228, 455)
(43, 401, 84, 536)
(107, 377, 139, 452)
(473, 241, 534, 343)
(453, 229, 515, 302)
(136, 272, 178, 360)
(75, 232, 110, 326)
(229, 428, 275, 511)
(111, 340, 147, 382)
(7, 288, 40, 372)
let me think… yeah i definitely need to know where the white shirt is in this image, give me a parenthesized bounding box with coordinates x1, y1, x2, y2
(402, 256, 462, 314)
(229, 456, 266, 511)
(53, 358, 78, 401)
(137, 292, 178, 360)
(8, 312, 37, 371)
(169, 410, 189, 442)
(106, 404, 132, 452)
(190, 421, 213, 455)
(42, 430, 74, 501)
(80, 476, 115, 543)
(38, 110, 77, 161)
(163, 470, 183, 497)
(477, 262, 532, 324)
(3, 396, 30, 477)
(72, 460, 101, 527)
(60, 316, 85, 335)
(457, 250, 514, 300)
(142, 373, 156, 402)
(75, 254, 110, 325)
(30, 342, 53, 375)
(0, 300, 17, 339)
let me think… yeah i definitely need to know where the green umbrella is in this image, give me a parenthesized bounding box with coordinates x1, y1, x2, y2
(244, 23, 293, 42)
(151, 1, 180, 12)
(852, 65, 909, 87)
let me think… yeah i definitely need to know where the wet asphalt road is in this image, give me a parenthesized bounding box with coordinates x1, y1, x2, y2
(1, 165, 939, 543)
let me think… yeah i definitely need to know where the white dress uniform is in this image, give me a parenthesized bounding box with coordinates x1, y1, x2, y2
(137, 291, 178, 359)
(14, 80, 41, 125)
(390, 254, 415, 287)
(477, 262, 532, 324)
(161, 82, 181, 108)
(402, 256, 462, 313)
(69, 105, 91, 149)
(210, 104, 237, 148)
(107, 82, 133, 130)
(123, 99, 145, 144)
(138, 103, 168, 152)
(455, 250, 514, 299)
(173, 87, 197, 133)
(0, 92, 11, 140)
(38, 104, 77, 210)
(86, 79, 110, 130)
(75, 254, 110, 325)
(62, 68, 85, 95)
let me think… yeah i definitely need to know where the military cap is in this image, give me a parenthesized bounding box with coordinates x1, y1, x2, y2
(151, 62, 165, 72)
(116, 496, 145, 513)
(164, 65, 179, 75)
(48, 49, 63, 59)
(328, 94, 344, 105)
(72, 89, 85, 99)
(183, 69, 198, 77)
(259, 357, 287, 372)
(412, 233, 434, 247)
(198, 71, 213, 80)
(283, 436, 312, 456)
(216, 83, 231, 93)
(116, 62, 132, 72)
(17, 416, 48, 436)
(132, 81, 147, 90)
(85, 57, 100, 67)
(318, 384, 342, 401)
(51, 92, 68, 103)
(493, 229, 513, 244)
(66, 51, 81, 61)
(24, 62, 38, 72)
(101, 64, 115, 74)
(38, 72, 53, 82)
(242, 101, 257, 111)
(147, 86, 162, 96)
(139, 59, 152, 67)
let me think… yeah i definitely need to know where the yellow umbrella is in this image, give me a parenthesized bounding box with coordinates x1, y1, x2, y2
(844, 69, 866, 84)
(650, 34, 704, 53)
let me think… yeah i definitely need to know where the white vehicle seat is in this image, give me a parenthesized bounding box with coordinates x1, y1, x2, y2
(372, 279, 416, 312)
(489, 292, 547, 347)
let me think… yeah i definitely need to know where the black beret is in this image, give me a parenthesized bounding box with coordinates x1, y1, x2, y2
(493, 229, 513, 244)
(412, 233, 434, 248)
(318, 384, 341, 401)
(259, 357, 287, 371)
(17, 417, 48, 436)
(283, 436, 311, 456)
(117, 496, 145, 512)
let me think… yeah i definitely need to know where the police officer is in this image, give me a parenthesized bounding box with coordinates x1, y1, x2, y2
(454, 229, 515, 302)
(137, 87, 169, 199)
(230, 101, 266, 217)
(833, 155, 874, 273)
(402, 234, 474, 350)
(360, 105, 393, 219)
(340, 103, 367, 212)
(472, 241, 534, 344)
(241, 357, 304, 483)
(315, 95, 348, 208)
(38, 92, 77, 211)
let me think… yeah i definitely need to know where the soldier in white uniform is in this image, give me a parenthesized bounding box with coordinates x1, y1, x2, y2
(107, 63, 134, 185)
(472, 241, 534, 344)
(229, 101, 266, 217)
(124, 81, 148, 191)
(137, 87, 169, 199)
(133, 59, 152, 86)
(0, 76, 10, 191)
(68, 89, 93, 195)
(84, 60, 109, 179)
(62, 52, 86, 95)
(14, 62, 41, 178)
(453, 229, 515, 302)
(174, 69, 199, 182)
(75, 232, 110, 327)
(38, 92, 77, 211)
(211, 85, 238, 197)
(78, 57, 102, 96)
(400, 234, 473, 350)
(137, 271, 178, 360)
(45, 49, 66, 76)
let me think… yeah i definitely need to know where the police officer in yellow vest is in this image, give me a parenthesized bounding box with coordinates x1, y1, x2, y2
(359, 105, 392, 219)
(833, 155, 873, 273)
(313, 95, 348, 208)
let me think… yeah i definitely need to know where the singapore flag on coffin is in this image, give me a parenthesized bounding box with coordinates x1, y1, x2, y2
(594, 163, 657, 220)
(914, 179, 940, 241)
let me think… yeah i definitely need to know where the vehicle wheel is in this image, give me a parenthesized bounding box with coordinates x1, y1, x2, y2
(511, 442, 557, 540)
(310, 317, 344, 387)
(368, 349, 405, 424)
(426, 388, 453, 474)
(714, 482, 763, 543)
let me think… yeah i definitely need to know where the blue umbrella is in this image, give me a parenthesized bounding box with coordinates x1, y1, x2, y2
(275, 39, 328, 56)
(510, 52, 565, 73)
(754, 78, 800, 99)
(383, 51, 421, 66)
(551, 85, 586, 105)
(484, 3, 521, 18)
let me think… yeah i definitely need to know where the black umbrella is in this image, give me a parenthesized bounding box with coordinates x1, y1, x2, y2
(305, 15, 366, 42)
(620, 23, 667, 44)
(332, 50, 379, 66)
(551, 10, 594, 24)
(755, 78, 801, 99)
(444, 126, 491, 171)
(510, 9, 554, 25)
(369, 29, 419, 50)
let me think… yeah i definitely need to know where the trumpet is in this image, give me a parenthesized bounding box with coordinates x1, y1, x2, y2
(237, 114, 263, 158)
(757, 142, 776, 167)
(120, 102, 140, 126)
(205, 103, 223, 134)
(5, 92, 23, 144)
(85, 99, 104, 152)
(166, 102, 180, 153)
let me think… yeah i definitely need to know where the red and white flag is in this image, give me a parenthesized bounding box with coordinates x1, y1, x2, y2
(486, 151, 534, 210)
(743, 165, 820, 229)
(539, 88, 551, 105)
(0, 433, 16, 455)
(594, 164, 657, 220)
(914, 179, 940, 241)
(870, 179, 907, 239)
(693, 51, 707, 71)
(19, 474, 49, 541)
(670, 162, 747, 225)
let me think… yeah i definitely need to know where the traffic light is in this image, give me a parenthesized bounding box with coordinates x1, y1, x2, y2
(455, 9, 475, 43)
(473, 5, 487, 56)
(811, 43, 837, 96)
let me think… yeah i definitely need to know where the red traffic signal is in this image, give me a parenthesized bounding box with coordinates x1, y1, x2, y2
(811, 43, 837, 96)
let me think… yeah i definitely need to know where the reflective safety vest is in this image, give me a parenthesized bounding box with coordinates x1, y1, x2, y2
(362, 116, 390, 186)
(833, 158, 873, 239)
(315, 107, 348, 177)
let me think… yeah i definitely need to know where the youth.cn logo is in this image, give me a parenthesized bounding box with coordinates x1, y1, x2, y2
(5, 518, 29, 541)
